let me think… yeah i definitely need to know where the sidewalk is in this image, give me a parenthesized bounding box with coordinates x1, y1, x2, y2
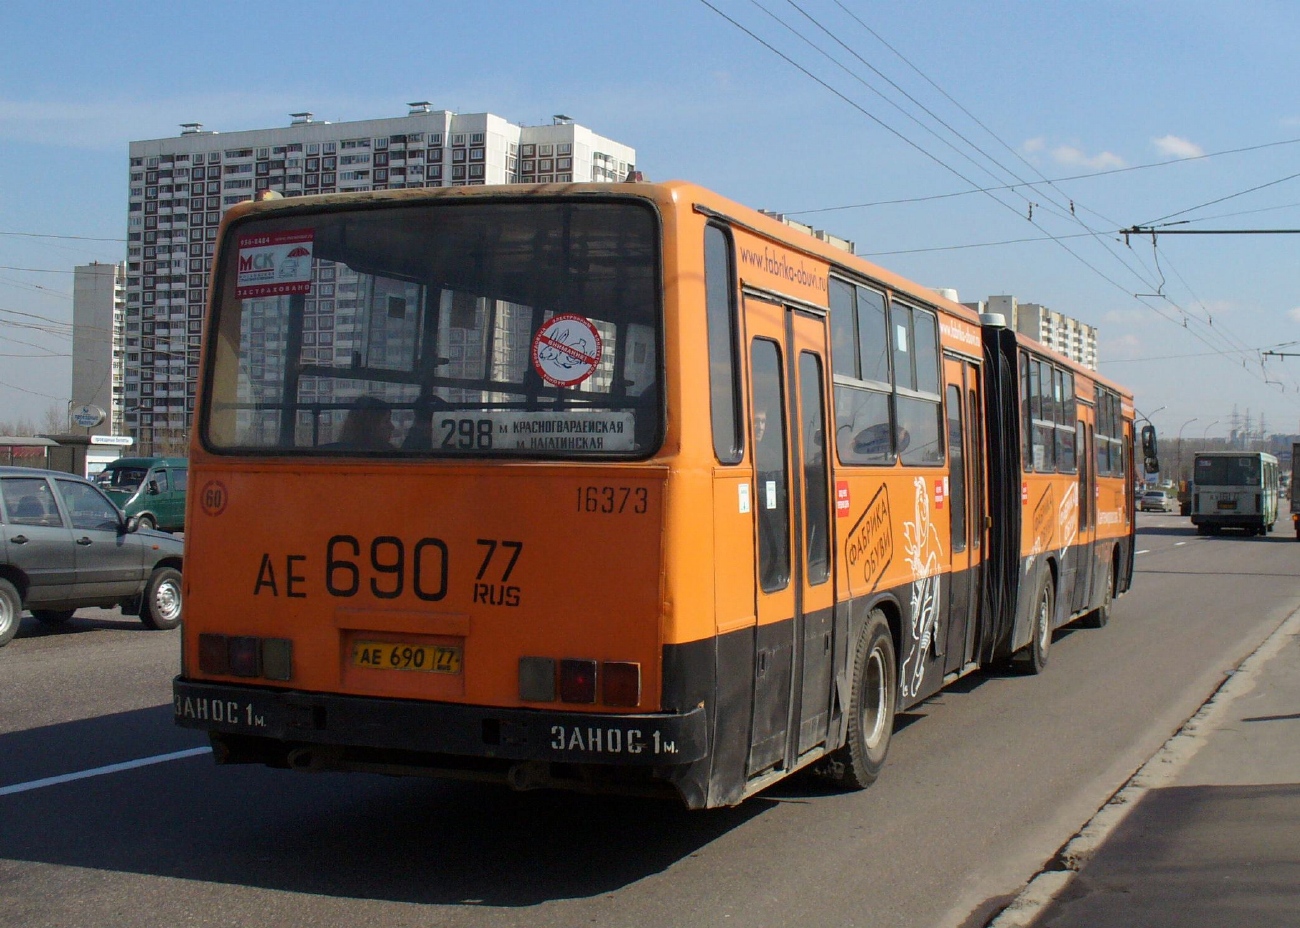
(991, 608, 1300, 927)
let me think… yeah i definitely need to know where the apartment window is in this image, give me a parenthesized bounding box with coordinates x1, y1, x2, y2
(452, 165, 466, 179)
(452, 149, 466, 163)
(469, 148, 485, 161)
(558, 157, 572, 170)
(539, 159, 553, 172)
(468, 164, 483, 178)
(521, 144, 535, 157)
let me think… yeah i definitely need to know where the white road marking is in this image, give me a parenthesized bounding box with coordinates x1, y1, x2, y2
(1175, 541, 1187, 546)
(0, 746, 211, 797)
(1136, 549, 1150, 555)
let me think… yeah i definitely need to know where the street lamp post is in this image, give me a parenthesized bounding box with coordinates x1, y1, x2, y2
(1202, 420, 1219, 441)
(1177, 417, 1198, 485)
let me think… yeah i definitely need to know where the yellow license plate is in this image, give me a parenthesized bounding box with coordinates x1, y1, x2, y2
(1217, 500, 1237, 509)
(353, 640, 463, 674)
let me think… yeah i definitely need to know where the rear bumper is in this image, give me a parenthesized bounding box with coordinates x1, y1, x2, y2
(1191, 512, 1264, 527)
(173, 677, 708, 766)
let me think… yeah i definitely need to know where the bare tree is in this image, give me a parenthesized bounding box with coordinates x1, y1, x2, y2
(41, 404, 67, 435)
(0, 417, 38, 437)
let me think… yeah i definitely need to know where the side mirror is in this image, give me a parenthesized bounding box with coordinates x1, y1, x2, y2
(125, 514, 141, 533)
(1140, 424, 1158, 458)
(1140, 424, 1160, 476)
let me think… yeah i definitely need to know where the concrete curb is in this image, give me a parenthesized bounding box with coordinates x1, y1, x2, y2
(985, 604, 1300, 928)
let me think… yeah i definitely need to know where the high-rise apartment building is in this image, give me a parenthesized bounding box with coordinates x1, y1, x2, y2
(123, 104, 635, 453)
(71, 261, 126, 436)
(967, 295, 1099, 370)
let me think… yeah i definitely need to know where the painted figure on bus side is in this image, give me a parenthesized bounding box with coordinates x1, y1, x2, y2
(901, 475, 943, 699)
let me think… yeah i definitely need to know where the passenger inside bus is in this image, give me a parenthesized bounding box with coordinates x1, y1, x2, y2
(338, 397, 395, 450)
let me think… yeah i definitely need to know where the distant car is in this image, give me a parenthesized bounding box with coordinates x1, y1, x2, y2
(0, 466, 184, 647)
(1140, 488, 1176, 512)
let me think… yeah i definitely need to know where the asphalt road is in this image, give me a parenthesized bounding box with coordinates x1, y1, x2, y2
(2, 511, 1297, 928)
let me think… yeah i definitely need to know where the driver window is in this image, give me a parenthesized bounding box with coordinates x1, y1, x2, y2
(55, 480, 121, 532)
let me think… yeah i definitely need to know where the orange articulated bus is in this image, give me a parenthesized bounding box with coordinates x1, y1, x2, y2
(173, 180, 1137, 808)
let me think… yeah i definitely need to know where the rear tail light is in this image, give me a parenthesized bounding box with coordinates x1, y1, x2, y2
(518, 657, 556, 702)
(261, 639, 294, 681)
(228, 637, 261, 677)
(519, 655, 641, 707)
(601, 661, 641, 707)
(198, 633, 229, 675)
(197, 633, 293, 682)
(559, 659, 597, 703)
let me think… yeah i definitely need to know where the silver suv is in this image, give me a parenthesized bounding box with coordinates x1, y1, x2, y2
(0, 467, 184, 647)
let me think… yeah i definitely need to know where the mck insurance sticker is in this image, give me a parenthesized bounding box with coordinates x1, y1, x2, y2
(236, 229, 314, 299)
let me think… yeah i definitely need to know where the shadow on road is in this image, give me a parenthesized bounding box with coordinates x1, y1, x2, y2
(0, 706, 774, 906)
(13, 609, 153, 643)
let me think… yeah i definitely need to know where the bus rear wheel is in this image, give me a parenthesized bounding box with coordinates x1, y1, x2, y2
(1081, 565, 1113, 629)
(1020, 576, 1054, 675)
(825, 610, 896, 789)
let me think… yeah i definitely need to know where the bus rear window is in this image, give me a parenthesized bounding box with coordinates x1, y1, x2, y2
(203, 199, 661, 457)
(1195, 455, 1260, 486)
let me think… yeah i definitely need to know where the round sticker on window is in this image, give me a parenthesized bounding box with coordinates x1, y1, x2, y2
(531, 314, 603, 388)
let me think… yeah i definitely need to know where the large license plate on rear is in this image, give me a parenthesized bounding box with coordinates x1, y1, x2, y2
(1217, 499, 1237, 509)
(353, 640, 462, 674)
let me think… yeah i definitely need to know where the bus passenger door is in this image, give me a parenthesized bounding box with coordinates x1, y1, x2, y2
(942, 359, 981, 674)
(1071, 419, 1096, 614)
(742, 296, 834, 777)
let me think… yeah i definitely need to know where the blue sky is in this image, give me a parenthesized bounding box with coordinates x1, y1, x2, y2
(4, 0, 1300, 442)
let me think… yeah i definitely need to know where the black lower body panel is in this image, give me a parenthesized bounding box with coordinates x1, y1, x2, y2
(174, 678, 707, 772)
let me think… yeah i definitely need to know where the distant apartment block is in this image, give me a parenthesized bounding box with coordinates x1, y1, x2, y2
(71, 262, 126, 436)
(967, 294, 1098, 370)
(122, 104, 636, 453)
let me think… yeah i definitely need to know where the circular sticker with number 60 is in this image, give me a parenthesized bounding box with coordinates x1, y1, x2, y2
(200, 480, 228, 517)
(531, 314, 603, 388)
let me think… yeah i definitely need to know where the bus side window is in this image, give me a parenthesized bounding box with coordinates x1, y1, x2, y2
(752, 339, 790, 592)
(799, 351, 830, 584)
(705, 224, 742, 464)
